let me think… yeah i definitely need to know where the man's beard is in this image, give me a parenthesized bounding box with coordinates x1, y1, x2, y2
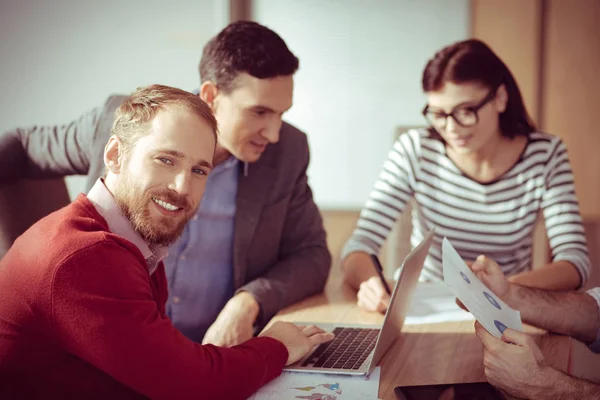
(114, 173, 195, 247)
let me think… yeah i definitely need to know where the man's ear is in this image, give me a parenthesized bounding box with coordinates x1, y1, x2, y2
(200, 81, 219, 110)
(104, 135, 125, 174)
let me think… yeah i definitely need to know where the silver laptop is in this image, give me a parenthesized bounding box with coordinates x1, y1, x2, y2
(285, 228, 435, 376)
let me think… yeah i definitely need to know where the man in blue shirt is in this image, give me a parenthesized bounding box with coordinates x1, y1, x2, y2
(165, 154, 239, 343)
(0, 21, 331, 346)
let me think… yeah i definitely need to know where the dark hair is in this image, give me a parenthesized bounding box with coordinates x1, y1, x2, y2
(199, 21, 299, 93)
(422, 39, 536, 138)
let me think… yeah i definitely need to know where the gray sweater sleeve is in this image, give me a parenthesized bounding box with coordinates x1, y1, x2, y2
(0, 105, 102, 180)
(0, 95, 127, 192)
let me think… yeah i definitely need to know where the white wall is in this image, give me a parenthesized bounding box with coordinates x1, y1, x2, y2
(253, 0, 469, 209)
(0, 0, 226, 197)
(1, 1, 469, 207)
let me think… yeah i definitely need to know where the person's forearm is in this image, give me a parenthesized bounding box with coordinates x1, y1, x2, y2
(0, 105, 100, 180)
(506, 283, 599, 343)
(508, 261, 581, 291)
(527, 366, 600, 400)
(341, 252, 377, 290)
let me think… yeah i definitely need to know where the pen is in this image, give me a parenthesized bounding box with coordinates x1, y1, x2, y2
(369, 254, 392, 295)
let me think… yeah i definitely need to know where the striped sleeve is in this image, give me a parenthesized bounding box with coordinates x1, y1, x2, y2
(341, 130, 420, 260)
(541, 138, 591, 286)
(585, 287, 600, 353)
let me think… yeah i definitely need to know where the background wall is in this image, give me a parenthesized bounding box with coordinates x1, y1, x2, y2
(471, 0, 543, 123)
(0, 0, 227, 194)
(1, 0, 470, 208)
(541, 0, 600, 220)
(252, 0, 470, 209)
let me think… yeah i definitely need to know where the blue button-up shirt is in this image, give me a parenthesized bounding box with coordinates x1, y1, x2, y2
(165, 156, 239, 342)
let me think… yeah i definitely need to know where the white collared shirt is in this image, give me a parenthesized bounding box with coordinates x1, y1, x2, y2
(586, 287, 600, 353)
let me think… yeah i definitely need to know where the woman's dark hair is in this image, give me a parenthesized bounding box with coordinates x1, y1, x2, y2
(422, 39, 536, 137)
(199, 21, 299, 93)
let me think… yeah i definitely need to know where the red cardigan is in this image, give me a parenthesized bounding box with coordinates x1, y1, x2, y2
(0, 195, 287, 399)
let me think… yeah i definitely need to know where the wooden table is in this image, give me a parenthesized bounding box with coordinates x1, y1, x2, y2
(271, 269, 571, 400)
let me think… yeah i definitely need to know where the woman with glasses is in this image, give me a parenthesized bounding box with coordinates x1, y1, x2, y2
(341, 39, 591, 313)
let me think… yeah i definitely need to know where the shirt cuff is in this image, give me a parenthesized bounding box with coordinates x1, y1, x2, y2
(585, 287, 600, 353)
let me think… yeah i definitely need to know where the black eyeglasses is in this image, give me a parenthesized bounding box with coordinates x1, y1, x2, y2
(422, 87, 498, 130)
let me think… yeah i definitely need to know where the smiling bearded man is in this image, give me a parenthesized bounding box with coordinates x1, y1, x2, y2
(0, 84, 334, 400)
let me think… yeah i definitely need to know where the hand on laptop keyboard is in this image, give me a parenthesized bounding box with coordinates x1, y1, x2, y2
(260, 322, 335, 365)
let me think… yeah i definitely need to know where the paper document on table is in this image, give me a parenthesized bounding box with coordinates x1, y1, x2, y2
(442, 237, 522, 338)
(404, 283, 475, 325)
(247, 366, 380, 400)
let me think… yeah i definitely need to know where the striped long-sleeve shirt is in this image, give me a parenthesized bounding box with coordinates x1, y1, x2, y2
(342, 129, 591, 286)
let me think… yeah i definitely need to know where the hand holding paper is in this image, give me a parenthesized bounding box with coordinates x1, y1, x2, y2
(442, 238, 522, 338)
(469, 255, 511, 301)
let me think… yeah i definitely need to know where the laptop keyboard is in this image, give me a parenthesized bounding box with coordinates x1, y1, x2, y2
(301, 327, 380, 370)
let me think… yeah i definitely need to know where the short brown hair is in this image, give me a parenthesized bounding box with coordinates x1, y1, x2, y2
(199, 21, 299, 93)
(112, 84, 218, 153)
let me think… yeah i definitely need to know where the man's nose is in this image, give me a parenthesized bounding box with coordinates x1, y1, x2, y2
(261, 117, 282, 144)
(168, 170, 192, 196)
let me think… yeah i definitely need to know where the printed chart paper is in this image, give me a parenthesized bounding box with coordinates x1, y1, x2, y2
(247, 366, 381, 400)
(442, 237, 522, 338)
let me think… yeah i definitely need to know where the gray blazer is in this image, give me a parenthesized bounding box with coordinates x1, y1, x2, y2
(0, 95, 331, 327)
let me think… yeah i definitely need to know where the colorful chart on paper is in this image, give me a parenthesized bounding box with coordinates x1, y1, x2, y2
(247, 367, 380, 400)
